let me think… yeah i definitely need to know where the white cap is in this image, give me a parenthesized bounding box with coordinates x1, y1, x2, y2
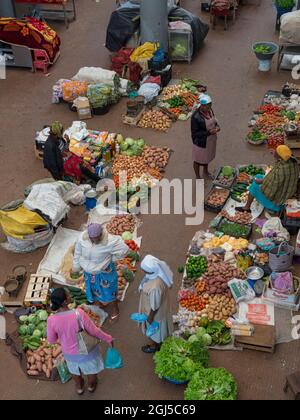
(199, 94, 212, 105)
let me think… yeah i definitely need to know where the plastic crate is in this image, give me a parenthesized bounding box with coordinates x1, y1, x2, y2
(213, 167, 237, 189)
(168, 29, 193, 63)
(204, 186, 230, 213)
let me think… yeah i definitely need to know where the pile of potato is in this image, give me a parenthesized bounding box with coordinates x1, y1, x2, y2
(161, 85, 184, 101)
(205, 295, 237, 322)
(201, 259, 246, 297)
(138, 110, 172, 132)
(26, 343, 62, 378)
(112, 155, 147, 180)
(143, 146, 170, 170)
(206, 188, 229, 208)
(107, 214, 136, 236)
(220, 210, 252, 225)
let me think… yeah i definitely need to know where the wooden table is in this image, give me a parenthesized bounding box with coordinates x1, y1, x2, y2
(13, 0, 76, 28)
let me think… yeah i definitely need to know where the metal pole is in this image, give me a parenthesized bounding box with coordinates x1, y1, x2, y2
(140, 0, 169, 52)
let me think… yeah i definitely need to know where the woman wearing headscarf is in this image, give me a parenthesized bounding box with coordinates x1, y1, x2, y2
(191, 95, 220, 179)
(47, 288, 113, 395)
(72, 223, 129, 322)
(237, 145, 299, 215)
(43, 121, 65, 180)
(138, 255, 174, 354)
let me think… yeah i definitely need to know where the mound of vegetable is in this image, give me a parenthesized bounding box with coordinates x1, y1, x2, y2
(154, 337, 209, 382)
(18, 310, 49, 350)
(184, 368, 237, 400)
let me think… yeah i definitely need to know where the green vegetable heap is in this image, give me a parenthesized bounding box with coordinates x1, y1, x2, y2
(184, 368, 237, 400)
(219, 221, 251, 238)
(18, 310, 49, 350)
(239, 165, 265, 177)
(186, 256, 208, 279)
(154, 337, 210, 382)
(166, 95, 185, 108)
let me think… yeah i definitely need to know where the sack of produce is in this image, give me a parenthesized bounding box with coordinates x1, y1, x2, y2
(62, 81, 88, 102)
(87, 83, 113, 109)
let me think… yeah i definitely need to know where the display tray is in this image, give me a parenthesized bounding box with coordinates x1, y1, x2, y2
(216, 218, 252, 240)
(213, 167, 237, 190)
(204, 186, 230, 213)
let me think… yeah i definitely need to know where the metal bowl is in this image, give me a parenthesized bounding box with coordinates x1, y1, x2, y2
(246, 266, 264, 281)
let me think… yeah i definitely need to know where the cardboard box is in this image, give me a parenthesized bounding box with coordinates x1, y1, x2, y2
(73, 97, 92, 120)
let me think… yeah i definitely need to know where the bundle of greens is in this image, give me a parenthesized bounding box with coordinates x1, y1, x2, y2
(184, 368, 237, 400)
(154, 337, 209, 382)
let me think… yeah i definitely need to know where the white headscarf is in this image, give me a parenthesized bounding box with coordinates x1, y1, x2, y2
(139, 255, 173, 291)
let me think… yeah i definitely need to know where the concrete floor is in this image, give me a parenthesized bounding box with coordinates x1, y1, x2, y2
(0, 0, 299, 400)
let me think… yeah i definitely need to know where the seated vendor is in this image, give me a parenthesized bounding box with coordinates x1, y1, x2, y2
(63, 153, 100, 185)
(238, 145, 299, 216)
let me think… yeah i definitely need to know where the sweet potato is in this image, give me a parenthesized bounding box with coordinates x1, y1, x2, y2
(27, 370, 39, 376)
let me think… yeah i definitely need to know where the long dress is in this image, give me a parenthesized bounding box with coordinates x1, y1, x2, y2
(139, 277, 173, 344)
(191, 110, 218, 165)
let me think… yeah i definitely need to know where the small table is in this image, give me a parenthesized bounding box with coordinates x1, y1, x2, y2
(13, 0, 76, 29)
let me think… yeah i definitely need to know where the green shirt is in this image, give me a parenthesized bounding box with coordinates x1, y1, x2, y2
(261, 158, 299, 206)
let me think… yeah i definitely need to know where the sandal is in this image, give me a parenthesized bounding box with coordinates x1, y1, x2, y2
(142, 345, 159, 354)
(76, 388, 84, 396)
(88, 383, 98, 393)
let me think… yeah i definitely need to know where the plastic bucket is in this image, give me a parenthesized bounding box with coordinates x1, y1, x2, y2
(85, 197, 97, 211)
(85, 190, 97, 211)
(258, 59, 272, 72)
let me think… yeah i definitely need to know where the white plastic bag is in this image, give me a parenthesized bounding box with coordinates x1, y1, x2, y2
(137, 83, 161, 103)
(261, 217, 290, 242)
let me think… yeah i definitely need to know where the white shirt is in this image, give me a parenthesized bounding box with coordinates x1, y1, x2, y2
(72, 231, 129, 274)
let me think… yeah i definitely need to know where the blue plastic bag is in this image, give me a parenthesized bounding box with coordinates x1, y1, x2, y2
(105, 347, 123, 369)
(146, 321, 159, 338)
(130, 313, 148, 323)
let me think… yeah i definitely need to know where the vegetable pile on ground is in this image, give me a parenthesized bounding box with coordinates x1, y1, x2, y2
(18, 310, 49, 350)
(202, 235, 249, 251)
(220, 210, 252, 225)
(214, 166, 235, 187)
(106, 214, 136, 236)
(204, 295, 237, 322)
(179, 291, 208, 312)
(65, 286, 87, 307)
(230, 182, 249, 203)
(118, 136, 146, 157)
(184, 368, 237, 400)
(161, 85, 185, 101)
(218, 220, 251, 238)
(185, 256, 208, 279)
(142, 146, 170, 170)
(239, 165, 265, 178)
(112, 155, 147, 183)
(247, 127, 267, 144)
(154, 336, 209, 382)
(206, 188, 229, 208)
(138, 110, 172, 132)
(26, 342, 62, 378)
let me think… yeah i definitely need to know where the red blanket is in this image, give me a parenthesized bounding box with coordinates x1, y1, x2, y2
(0, 17, 60, 63)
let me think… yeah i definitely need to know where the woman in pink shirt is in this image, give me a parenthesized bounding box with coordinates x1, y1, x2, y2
(47, 288, 113, 395)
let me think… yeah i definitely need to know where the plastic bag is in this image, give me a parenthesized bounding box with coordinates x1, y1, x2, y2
(105, 347, 123, 369)
(54, 355, 72, 384)
(130, 312, 148, 323)
(146, 321, 159, 337)
(137, 83, 160, 103)
(262, 217, 290, 242)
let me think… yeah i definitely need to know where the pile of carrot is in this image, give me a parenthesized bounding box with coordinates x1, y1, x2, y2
(180, 92, 199, 108)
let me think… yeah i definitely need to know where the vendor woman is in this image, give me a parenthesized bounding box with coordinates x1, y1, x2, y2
(238, 145, 299, 215)
(138, 255, 173, 354)
(72, 223, 129, 322)
(43, 121, 65, 181)
(191, 95, 220, 179)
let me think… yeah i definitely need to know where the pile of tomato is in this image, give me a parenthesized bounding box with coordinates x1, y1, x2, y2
(179, 291, 207, 312)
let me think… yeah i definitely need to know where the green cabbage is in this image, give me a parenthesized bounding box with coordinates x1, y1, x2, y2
(122, 231, 133, 241)
(125, 138, 135, 146)
(120, 142, 128, 152)
(184, 368, 237, 400)
(19, 315, 29, 324)
(137, 139, 145, 148)
(154, 337, 209, 382)
(36, 310, 48, 321)
(18, 325, 29, 336)
(32, 330, 42, 339)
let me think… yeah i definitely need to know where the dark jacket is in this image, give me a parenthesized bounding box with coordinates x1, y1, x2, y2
(191, 110, 210, 149)
(43, 135, 64, 179)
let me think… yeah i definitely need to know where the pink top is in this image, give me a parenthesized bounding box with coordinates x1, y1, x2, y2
(47, 309, 113, 355)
